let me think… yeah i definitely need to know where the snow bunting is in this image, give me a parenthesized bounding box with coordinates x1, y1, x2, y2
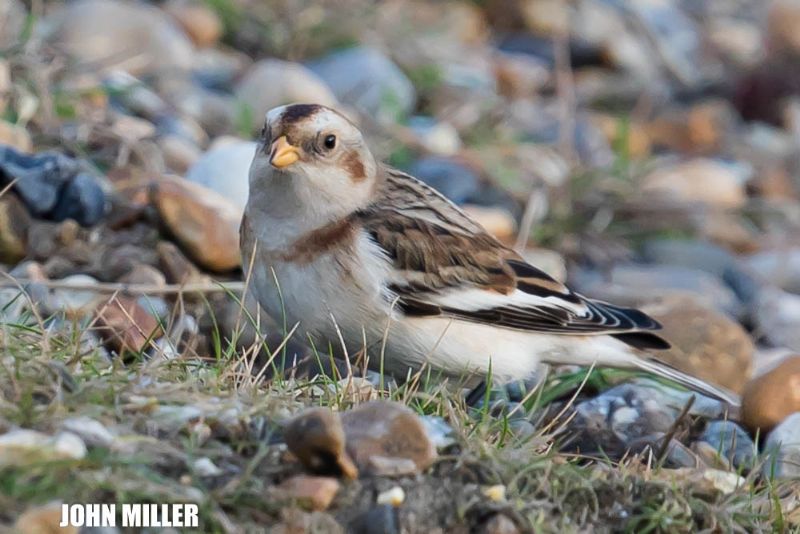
(241, 103, 738, 405)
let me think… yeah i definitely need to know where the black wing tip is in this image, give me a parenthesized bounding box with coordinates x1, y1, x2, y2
(611, 332, 671, 350)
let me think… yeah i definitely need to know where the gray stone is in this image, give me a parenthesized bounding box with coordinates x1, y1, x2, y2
(763, 412, 800, 479)
(571, 263, 743, 319)
(308, 46, 415, 122)
(405, 156, 480, 205)
(753, 288, 800, 352)
(566, 380, 727, 458)
(235, 59, 339, 129)
(0, 0, 27, 49)
(698, 420, 756, 470)
(746, 248, 800, 295)
(641, 239, 761, 305)
(185, 140, 256, 210)
(44, 0, 195, 77)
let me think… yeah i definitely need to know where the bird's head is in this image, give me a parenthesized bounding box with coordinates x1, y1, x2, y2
(249, 104, 378, 221)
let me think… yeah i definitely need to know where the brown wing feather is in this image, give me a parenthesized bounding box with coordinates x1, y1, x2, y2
(359, 168, 669, 349)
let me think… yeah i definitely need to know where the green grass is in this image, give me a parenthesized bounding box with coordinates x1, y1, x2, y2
(0, 287, 797, 532)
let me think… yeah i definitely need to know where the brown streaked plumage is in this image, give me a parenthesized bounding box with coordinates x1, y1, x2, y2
(241, 103, 740, 406)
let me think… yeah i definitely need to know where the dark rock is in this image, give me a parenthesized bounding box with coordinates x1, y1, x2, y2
(348, 505, 399, 534)
(51, 173, 107, 226)
(405, 156, 480, 205)
(0, 145, 107, 226)
(697, 421, 755, 470)
(628, 434, 699, 468)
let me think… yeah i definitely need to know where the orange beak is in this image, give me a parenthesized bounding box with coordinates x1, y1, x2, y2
(269, 136, 300, 168)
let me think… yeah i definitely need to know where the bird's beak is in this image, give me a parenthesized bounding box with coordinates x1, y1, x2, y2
(269, 136, 300, 168)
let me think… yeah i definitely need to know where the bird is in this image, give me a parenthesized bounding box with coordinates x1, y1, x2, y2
(240, 103, 739, 406)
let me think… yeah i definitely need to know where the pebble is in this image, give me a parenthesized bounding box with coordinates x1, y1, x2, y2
(763, 412, 800, 479)
(160, 134, 202, 174)
(406, 156, 481, 205)
(567, 381, 726, 458)
(0, 429, 87, 467)
(483, 484, 506, 502)
(753, 288, 800, 352)
(185, 140, 256, 210)
(420, 415, 456, 450)
(279, 475, 340, 511)
(95, 295, 163, 355)
(15, 502, 79, 534)
(0, 195, 31, 264)
(152, 176, 242, 272)
(340, 400, 437, 476)
(696, 420, 755, 471)
(0, 119, 32, 151)
(461, 205, 517, 241)
(481, 514, 520, 534)
(120, 263, 167, 288)
(60, 416, 115, 448)
(640, 239, 760, 306)
(376, 486, 405, 506)
(51, 173, 108, 226)
(0, 0, 27, 49)
(308, 46, 416, 122)
(164, 0, 222, 48)
(45, 0, 195, 77)
(407, 116, 462, 156)
(157, 241, 207, 285)
(768, 0, 800, 55)
(235, 59, 339, 129)
(639, 158, 748, 209)
(741, 356, 800, 433)
(348, 505, 399, 534)
(283, 407, 358, 479)
(572, 264, 742, 319)
(50, 274, 104, 315)
(193, 457, 222, 477)
(745, 247, 800, 295)
(640, 295, 753, 393)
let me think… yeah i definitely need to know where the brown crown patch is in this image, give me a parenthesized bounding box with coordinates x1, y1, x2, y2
(280, 104, 323, 125)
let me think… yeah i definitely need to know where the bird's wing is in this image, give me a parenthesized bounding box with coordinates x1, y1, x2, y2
(358, 168, 668, 349)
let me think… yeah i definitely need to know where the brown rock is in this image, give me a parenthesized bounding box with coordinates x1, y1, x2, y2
(160, 134, 201, 174)
(769, 0, 800, 55)
(0, 195, 30, 264)
(640, 159, 747, 209)
(741, 356, 800, 433)
(284, 407, 358, 479)
(164, 0, 222, 48)
(15, 503, 78, 534)
(461, 205, 517, 241)
(119, 263, 167, 287)
(340, 400, 437, 475)
(157, 241, 206, 284)
(641, 296, 753, 394)
(152, 176, 241, 272)
(278, 475, 340, 511)
(646, 101, 734, 155)
(95, 295, 162, 355)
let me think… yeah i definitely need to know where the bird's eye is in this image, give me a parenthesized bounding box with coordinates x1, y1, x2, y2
(323, 134, 336, 150)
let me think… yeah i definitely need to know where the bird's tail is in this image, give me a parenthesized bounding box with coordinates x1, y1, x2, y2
(634, 357, 740, 407)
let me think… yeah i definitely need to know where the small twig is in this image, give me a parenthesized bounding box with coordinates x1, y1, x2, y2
(655, 395, 695, 464)
(0, 279, 246, 295)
